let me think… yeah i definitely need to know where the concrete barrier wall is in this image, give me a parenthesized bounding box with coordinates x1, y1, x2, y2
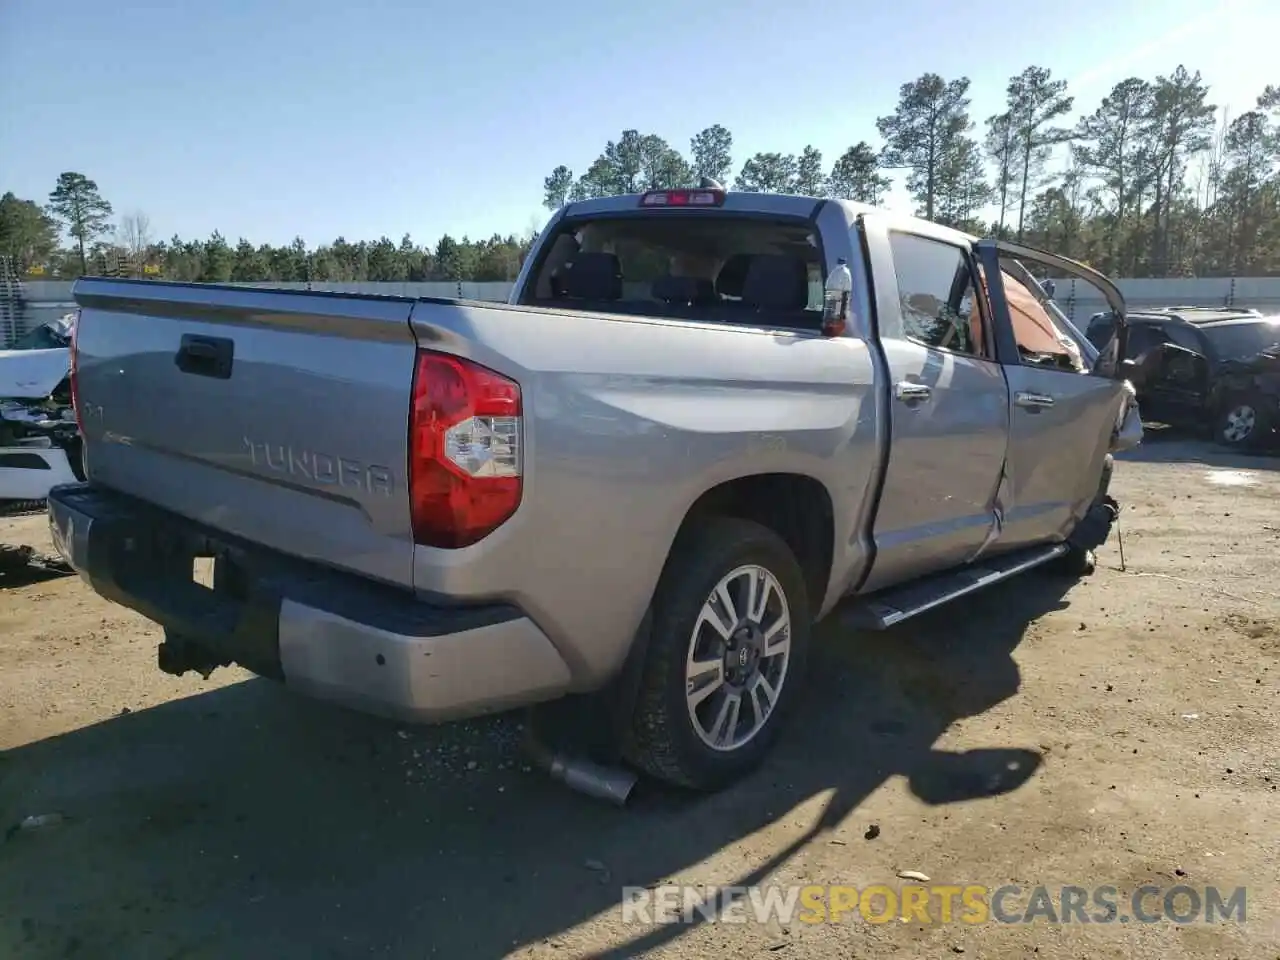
(22, 276, 1280, 310)
(19, 280, 515, 303)
(8, 281, 514, 345)
(1056, 276, 1280, 318)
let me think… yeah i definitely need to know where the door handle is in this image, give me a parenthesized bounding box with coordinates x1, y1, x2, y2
(894, 381, 932, 403)
(1015, 391, 1055, 410)
(175, 334, 235, 380)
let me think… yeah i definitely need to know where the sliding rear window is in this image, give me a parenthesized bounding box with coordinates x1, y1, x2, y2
(522, 214, 827, 332)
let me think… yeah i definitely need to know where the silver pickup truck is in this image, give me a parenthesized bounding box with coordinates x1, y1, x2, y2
(50, 188, 1140, 794)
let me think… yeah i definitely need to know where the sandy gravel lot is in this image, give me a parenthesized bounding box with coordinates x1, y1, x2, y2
(0, 434, 1277, 960)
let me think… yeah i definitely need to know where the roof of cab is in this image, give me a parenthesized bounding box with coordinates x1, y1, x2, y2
(553, 191, 987, 253)
(1196, 314, 1277, 328)
(561, 191, 879, 222)
(1128, 307, 1265, 326)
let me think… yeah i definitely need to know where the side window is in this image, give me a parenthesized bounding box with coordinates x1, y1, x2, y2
(1164, 325, 1203, 354)
(1125, 324, 1168, 360)
(887, 232, 988, 359)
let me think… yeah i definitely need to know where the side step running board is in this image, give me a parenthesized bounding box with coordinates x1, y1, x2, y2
(843, 543, 1068, 630)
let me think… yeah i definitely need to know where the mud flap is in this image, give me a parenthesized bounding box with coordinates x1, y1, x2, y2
(1066, 495, 1119, 553)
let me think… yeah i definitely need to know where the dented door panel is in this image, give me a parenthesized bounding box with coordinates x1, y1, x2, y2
(973, 242, 1133, 549)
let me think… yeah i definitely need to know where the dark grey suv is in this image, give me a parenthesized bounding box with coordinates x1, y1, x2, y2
(1086, 307, 1280, 449)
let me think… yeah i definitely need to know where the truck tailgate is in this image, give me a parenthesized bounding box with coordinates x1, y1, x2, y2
(72, 280, 420, 588)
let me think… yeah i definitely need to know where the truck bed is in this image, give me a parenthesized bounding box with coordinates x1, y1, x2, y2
(71, 278, 883, 687)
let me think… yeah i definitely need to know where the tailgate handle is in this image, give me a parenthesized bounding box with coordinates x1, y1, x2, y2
(175, 335, 234, 379)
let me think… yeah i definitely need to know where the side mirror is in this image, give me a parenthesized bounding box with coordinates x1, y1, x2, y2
(1040, 279, 1056, 299)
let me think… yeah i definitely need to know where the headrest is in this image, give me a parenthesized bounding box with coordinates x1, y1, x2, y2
(652, 275, 716, 304)
(561, 252, 623, 300)
(741, 255, 810, 310)
(715, 254, 753, 299)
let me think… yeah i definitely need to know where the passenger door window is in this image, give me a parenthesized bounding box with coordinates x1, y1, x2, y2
(985, 262, 1088, 374)
(887, 232, 989, 360)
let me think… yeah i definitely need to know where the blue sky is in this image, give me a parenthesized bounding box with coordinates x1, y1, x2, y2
(2, 0, 1275, 249)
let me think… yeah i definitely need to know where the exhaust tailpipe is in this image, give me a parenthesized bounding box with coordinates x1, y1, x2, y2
(524, 732, 638, 807)
(547, 754, 638, 807)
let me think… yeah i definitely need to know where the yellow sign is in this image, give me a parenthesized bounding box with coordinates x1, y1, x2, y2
(26, 265, 46, 276)
(143, 264, 161, 275)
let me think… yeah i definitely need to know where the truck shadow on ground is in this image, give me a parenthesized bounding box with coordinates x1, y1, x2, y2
(0, 566, 70, 590)
(0, 573, 1073, 959)
(1119, 424, 1280, 471)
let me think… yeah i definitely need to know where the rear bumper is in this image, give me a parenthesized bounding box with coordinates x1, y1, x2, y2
(47, 483, 572, 722)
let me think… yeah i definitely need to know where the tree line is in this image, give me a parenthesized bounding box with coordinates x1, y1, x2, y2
(2, 62, 1278, 283)
(0, 174, 536, 284)
(544, 67, 1280, 278)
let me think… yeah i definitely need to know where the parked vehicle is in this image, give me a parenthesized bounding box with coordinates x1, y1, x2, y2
(1086, 306, 1279, 448)
(0, 313, 83, 505)
(49, 188, 1141, 793)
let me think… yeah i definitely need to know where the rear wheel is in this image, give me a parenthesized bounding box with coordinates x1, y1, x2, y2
(1214, 394, 1270, 449)
(624, 517, 811, 791)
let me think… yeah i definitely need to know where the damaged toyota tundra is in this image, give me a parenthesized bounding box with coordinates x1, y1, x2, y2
(1, 313, 85, 505)
(49, 188, 1143, 802)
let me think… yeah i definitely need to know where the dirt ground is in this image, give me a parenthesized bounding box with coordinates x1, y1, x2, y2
(0, 433, 1277, 960)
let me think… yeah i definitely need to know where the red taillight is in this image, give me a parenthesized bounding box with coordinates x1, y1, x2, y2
(408, 350, 522, 549)
(639, 189, 725, 207)
(69, 311, 83, 433)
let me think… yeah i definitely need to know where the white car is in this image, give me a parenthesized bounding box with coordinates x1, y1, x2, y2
(0, 314, 83, 503)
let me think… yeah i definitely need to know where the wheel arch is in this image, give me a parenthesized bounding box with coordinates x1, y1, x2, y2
(604, 472, 835, 753)
(674, 472, 836, 613)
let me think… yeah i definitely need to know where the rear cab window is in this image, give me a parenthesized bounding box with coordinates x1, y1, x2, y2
(520, 204, 828, 334)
